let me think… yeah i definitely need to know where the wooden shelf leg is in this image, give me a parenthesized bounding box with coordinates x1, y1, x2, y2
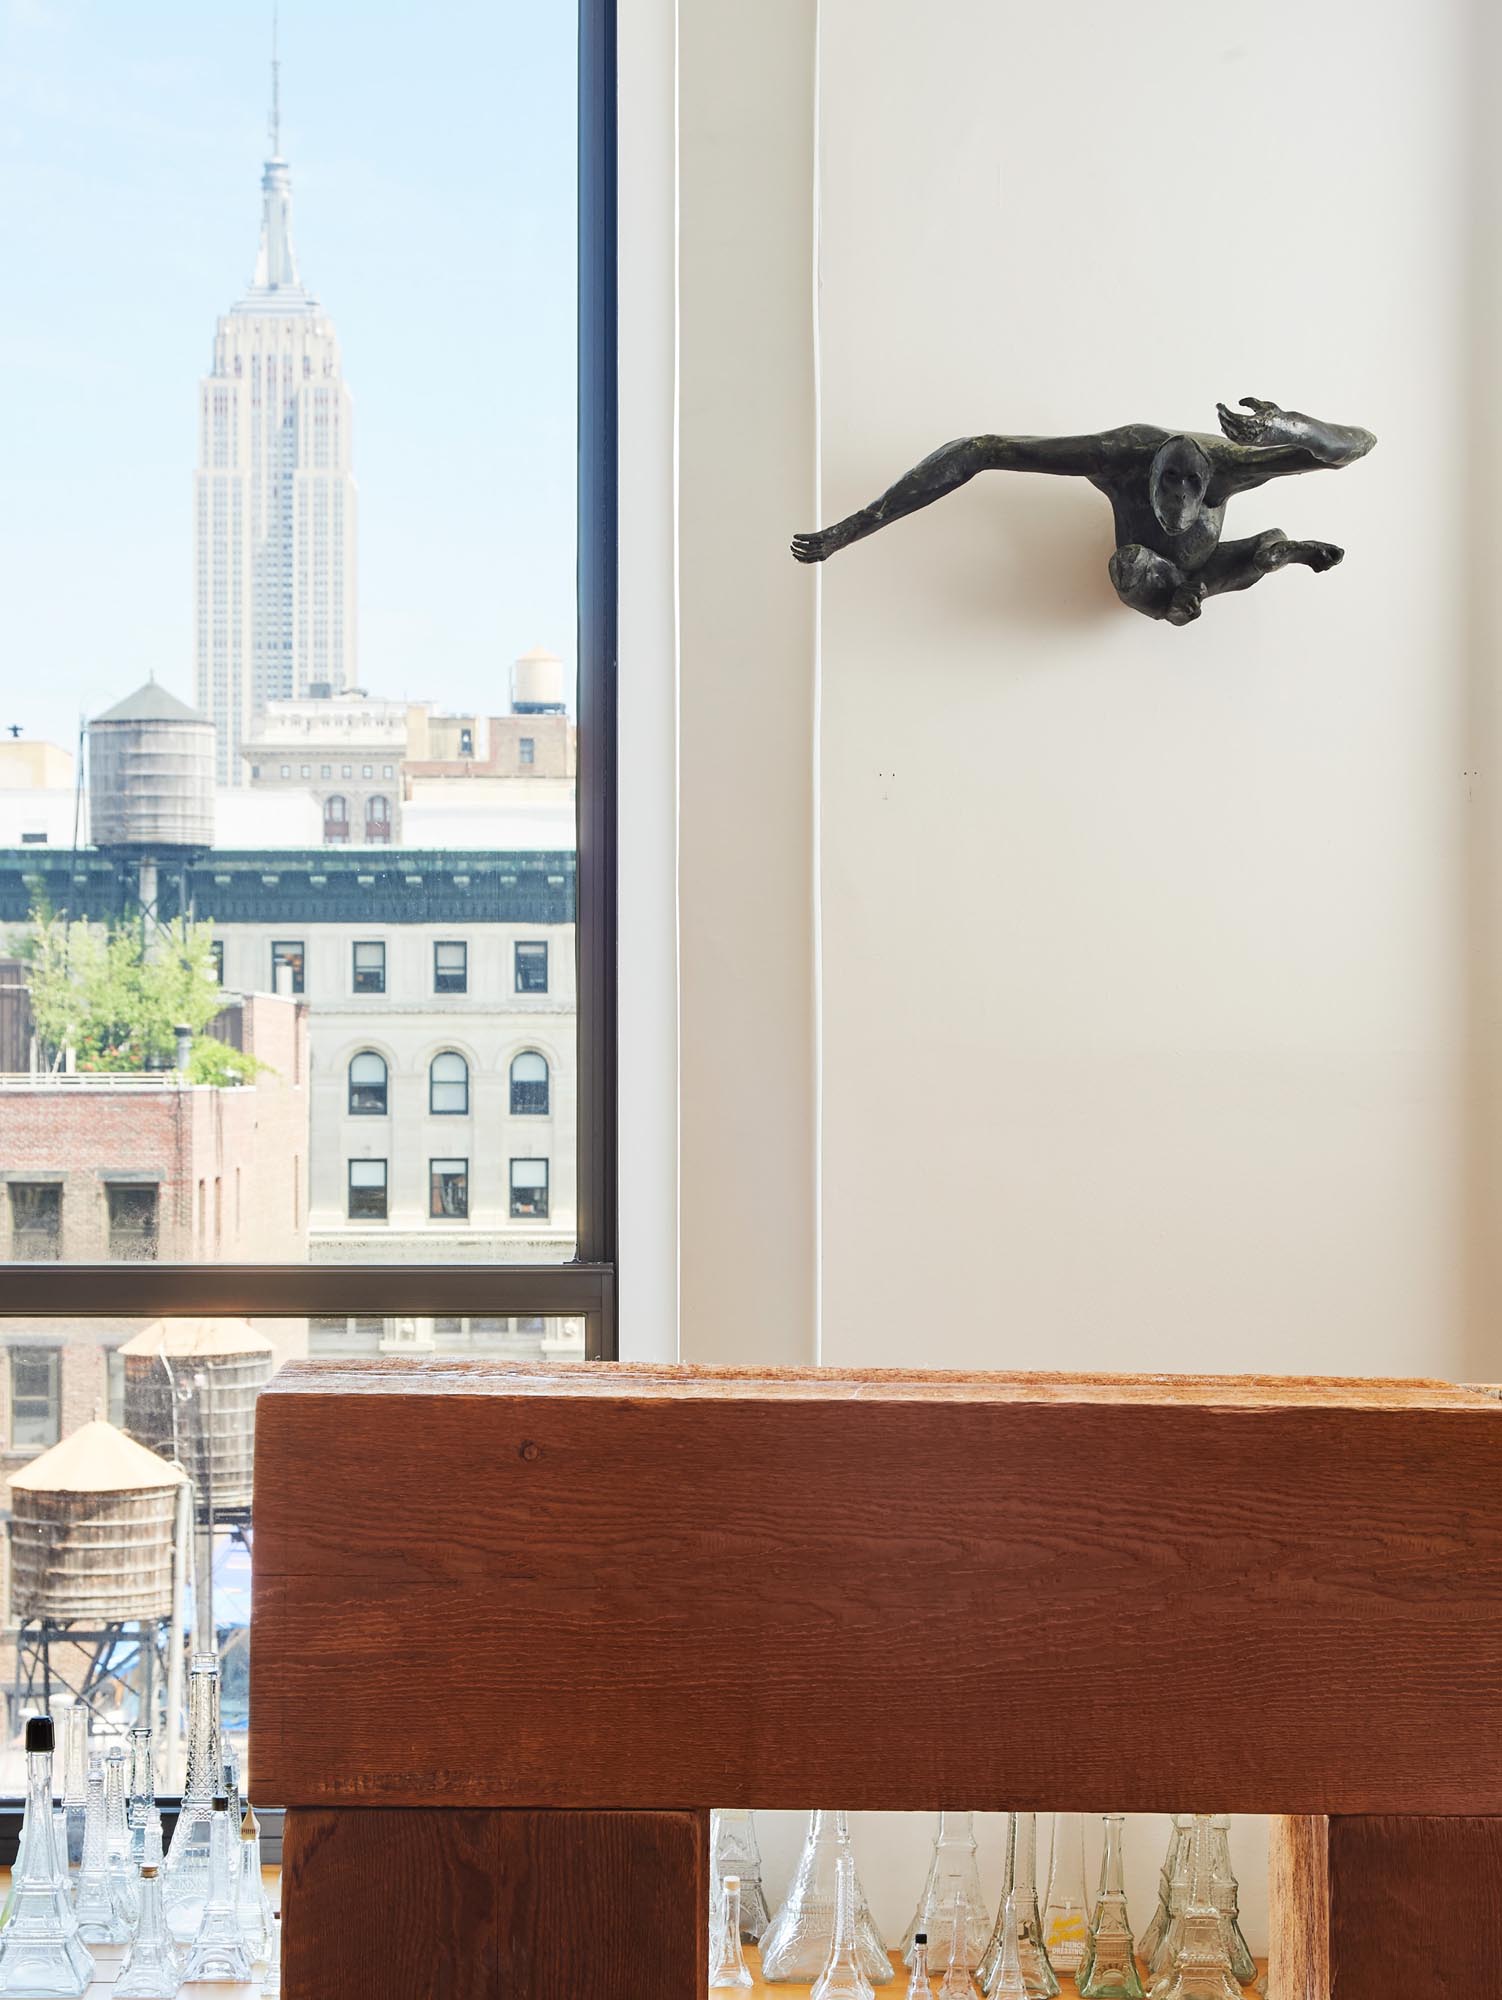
(1326, 1814, 1502, 1995)
(281, 1805, 708, 2000)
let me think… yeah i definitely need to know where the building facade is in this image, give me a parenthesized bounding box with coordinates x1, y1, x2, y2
(195, 105, 357, 787)
(241, 689, 406, 844)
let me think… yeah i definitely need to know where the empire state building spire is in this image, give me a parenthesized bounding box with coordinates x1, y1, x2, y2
(239, 8, 312, 312)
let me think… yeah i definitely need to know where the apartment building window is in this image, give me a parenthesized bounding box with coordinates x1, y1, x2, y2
(10, 1348, 60, 1449)
(209, 940, 224, 985)
(519, 737, 535, 767)
(510, 1053, 549, 1116)
(106, 1185, 159, 1261)
(429, 1052, 469, 1115)
(271, 940, 305, 995)
(434, 942, 467, 993)
(348, 1160, 388, 1220)
(509, 1159, 549, 1220)
(515, 942, 548, 994)
(352, 941, 386, 994)
(10, 1184, 62, 1260)
(348, 1052, 388, 1115)
(324, 794, 350, 844)
(430, 1159, 469, 1219)
(366, 795, 392, 843)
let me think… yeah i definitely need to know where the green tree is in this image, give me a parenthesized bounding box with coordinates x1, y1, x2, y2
(19, 907, 264, 1084)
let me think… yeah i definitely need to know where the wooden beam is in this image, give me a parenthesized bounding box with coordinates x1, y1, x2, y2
(251, 1362, 1502, 1812)
(1267, 1816, 1327, 2000)
(280, 1808, 705, 2000)
(1328, 1815, 1502, 1994)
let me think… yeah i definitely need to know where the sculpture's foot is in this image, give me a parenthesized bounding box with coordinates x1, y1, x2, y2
(1252, 534, 1344, 575)
(1109, 542, 1191, 622)
(1284, 538, 1344, 572)
(1166, 584, 1204, 626)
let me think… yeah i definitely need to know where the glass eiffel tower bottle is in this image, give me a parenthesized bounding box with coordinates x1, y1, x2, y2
(938, 1892, 981, 1999)
(1078, 1815, 1144, 2000)
(760, 1811, 893, 1985)
(709, 1875, 755, 1989)
(1150, 1818, 1240, 2000)
(1042, 1814, 1090, 1974)
(106, 1741, 139, 1924)
(1138, 1820, 1187, 1978)
(263, 1916, 283, 1997)
(712, 1809, 772, 1942)
(984, 1893, 1027, 2000)
(74, 1754, 129, 1945)
(1147, 1821, 1193, 1983)
(127, 1725, 155, 1864)
(237, 1803, 277, 1964)
(1208, 1820, 1255, 1986)
(988, 1813, 1057, 2000)
(58, 1699, 89, 1874)
(114, 1864, 184, 1999)
(181, 1797, 254, 1983)
(0, 1716, 93, 1999)
(977, 1813, 1016, 1994)
(902, 1812, 991, 1971)
(811, 1850, 876, 2000)
(906, 1933, 934, 2000)
(163, 1653, 221, 1942)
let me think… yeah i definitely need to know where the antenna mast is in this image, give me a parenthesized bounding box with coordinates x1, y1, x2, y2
(269, 3, 281, 157)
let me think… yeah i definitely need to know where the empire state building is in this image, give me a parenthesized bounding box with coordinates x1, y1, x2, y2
(194, 70, 357, 785)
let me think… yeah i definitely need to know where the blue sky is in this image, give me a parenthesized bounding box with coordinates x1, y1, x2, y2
(0, 0, 578, 753)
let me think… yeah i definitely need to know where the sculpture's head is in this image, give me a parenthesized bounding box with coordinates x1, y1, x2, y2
(1149, 435, 1213, 535)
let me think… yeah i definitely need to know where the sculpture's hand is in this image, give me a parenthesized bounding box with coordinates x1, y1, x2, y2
(1215, 397, 1305, 448)
(791, 527, 845, 563)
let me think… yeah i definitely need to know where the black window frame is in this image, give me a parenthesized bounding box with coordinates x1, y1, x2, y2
(515, 940, 549, 994)
(434, 940, 468, 994)
(106, 1183, 159, 1262)
(9, 1345, 60, 1450)
(348, 1051, 389, 1116)
(509, 1157, 550, 1221)
(10, 1182, 62, 1261)
(347, 1160, 389, 1222)
(429, 1158, 470, 1220)
(352, 940, 386, 995)
(271, 939, 306, 996)
(4, 0, 617, 1358)
(510, 1051, 550, 1117)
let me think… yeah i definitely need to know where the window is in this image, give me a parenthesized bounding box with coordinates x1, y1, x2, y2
(341, 764, 352, 778)
(366, 795, 392, 843)
(510, 1158, 549, 1219)
(10, 1184, 61, 1260)
(434, 941, 468, 993)
(519, 737, 535, 767)
(324, 794, 350, 843)
(348, 1160, 388, 1220)
(279, 763, 291, 778)
(352, 941, 386, 994)
(271, 940, 305, 994)
(210, 939, 225, 984)
(10, 1348, 60, 1449)
(301, 763, 312, 778)
(459, 728, 473, 757)
(429, 1159, 469, 1219)
(106, 1184, 159, 1260)
(382, 763, 394, 778)
(429, 1052, 469, 1115)
(106, 1348, 125, 1428)
(362, 764, 373, 778)
(348, 1051, 388, 1115)
(515, 941, 548, 993)
(320, 763, 332, 779)
(510, 1052, 550, 1116)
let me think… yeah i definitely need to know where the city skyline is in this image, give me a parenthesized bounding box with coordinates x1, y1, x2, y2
(2, 2, 578, 753)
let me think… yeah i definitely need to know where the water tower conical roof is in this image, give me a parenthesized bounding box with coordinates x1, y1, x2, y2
(8, 1419, 186, 1495)
(93, 680, 207, 726)
(119, 1317, 274, 1359)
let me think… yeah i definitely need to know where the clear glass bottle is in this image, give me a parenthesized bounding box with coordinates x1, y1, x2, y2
(115, 1864, 184, 1999)
(937, 1891, 980, 1999)
(0, 1715, 93, 1999)
(712, 1809, 772, 1942)
(106, 1741, 139, 1924)
(73, 1754, 129, 1946)
(58, 1700, 89, 1875)
(760, 1810, 893, 1985)
(1078, 1816, 1143, 2000)
(903, 1813, 991, 1971)
(984, 1893, 1027, 2000)
(1150, 1817, 1240, 2000)
(977, 1812, 1017, 1994)
(263, 1916, 283, 1997)
(1138, 1819, 1185, 1978)
(180, 1796, 254, 1984)
(127, 1725, 156, 1863)
(811, 1850, 877, 2000)
(1209, 1819, 1256, 1986)
(236, 1803, 276, 1965)
(1006, 1813, 1058, 2000)
(709, 1874, 755, 1989)
(1148, 1820, 1193, 1981)
(907, 1932, 934, 2000)
(1043, 1813, 1090, 1974)
(163, 1653, 221, 1942)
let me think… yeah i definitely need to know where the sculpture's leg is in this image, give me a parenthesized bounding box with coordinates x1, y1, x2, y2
(1200, 530, 1344, 601)
(1108, 543, 1201, 625)
(281, 1806, 707, 1999)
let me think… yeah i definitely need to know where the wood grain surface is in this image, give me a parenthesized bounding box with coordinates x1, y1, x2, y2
(1328, 1815, 1502, 1997)
(281, 1808, 705, 2000)
(1267, 1816, 1327, 2000)
(251, 1363, 1502, 1813)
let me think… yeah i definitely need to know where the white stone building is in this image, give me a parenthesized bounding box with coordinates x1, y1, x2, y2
(195, 88, 357, 787)
(241, 689, 406, 844)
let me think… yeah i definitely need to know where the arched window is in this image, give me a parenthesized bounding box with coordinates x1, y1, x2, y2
(510, 1052, 549, 1116)
(430, 1051, 469, 1115)
(365, 794, 392, 844)
(348, 1052, 388, 1116)
(324, 793, 350, 844)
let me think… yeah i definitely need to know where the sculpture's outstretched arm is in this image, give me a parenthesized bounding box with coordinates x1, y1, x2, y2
(791, 432, 1111, 563)
(1208, 398, 1377, 498)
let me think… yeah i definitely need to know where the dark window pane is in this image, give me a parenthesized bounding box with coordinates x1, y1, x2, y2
(510, 1157, 549, 1219)
(429, 1158, 469, 1219)
(107, 1184, 158, 1260)
(515, 942, 548, 993)
(10, 1347, 60, 1448)
(510, 1051, 549, 1116)
(352, 941, 385, 994)
(271, 940, 305, 995)
(348, 1160, 387, 1219)
(434, 941, 468, 993)
(348, 1051, 388, 1115)
(10, 1183, 61, 1260)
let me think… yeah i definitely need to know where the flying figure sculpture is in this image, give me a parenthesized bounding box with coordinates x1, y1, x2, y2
(792, 398, 1376, 626)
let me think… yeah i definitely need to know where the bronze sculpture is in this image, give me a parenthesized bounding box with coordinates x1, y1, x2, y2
(792, 398, 1376, 625)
